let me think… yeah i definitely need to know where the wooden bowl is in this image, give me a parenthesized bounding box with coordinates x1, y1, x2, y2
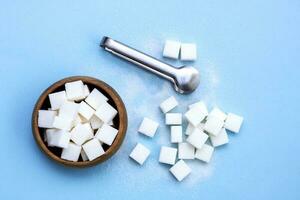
(32, 76, 127, 168)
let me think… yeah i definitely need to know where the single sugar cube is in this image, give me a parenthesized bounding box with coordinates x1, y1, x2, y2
(70, 123, 93, 145)
(129, 143, 150, 165)
(82, 138, 105, 161)
(47, 129, 71, 148)
(204, 116, 224, 136)
(195, 144, 214, 163)
(65, 80, 85, 101)
(159, 96, 178, 113)
(169, 160, 191, 182)
(188, 101, 208, 113)
(209, 107, 227, 121)
(81, 149, 89, 161)
(61, 142, 81, 162)
(165, 113, 182, 125)
(159, 146, 177, 165)
(45, 129, 56, 145)
(180, 43, 197, 61)
(83, 85, 90, 98)
(78, 101, 95, 121)
(224, 113, 244, 133)
(85, 88, 108, 110)
(90, 115, 103, 130)
(163, 40, 181, 59)
(210, 128, 229, 147)
(95, 123, 118, 145)
(95, 102, 117, 123)
(38, 110, 57, 128)
(186, 128, 209, 149)
(48, 91, 67, 110)
(178, 142, 195, 159)
(185, 105, 207, 126)
(138, 117, 159, 138)
(185, 123, 195, 136)
(59, 101, 79, 119)
(52, 115, 73, 131)
(171, 126, 183, 143)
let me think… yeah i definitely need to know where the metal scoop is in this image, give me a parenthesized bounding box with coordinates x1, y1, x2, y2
(100, 36, 200, 94)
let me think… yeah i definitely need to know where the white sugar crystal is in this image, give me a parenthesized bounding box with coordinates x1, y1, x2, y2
(82, 138, 105, 161)
(185, 104, 208, 126)
(90, 115, 103, 130)
(85, 88, 108, 110)
(70, 123, 93, 145)
(61, 142, 81, 162)
(83, 85, 90, 98)
(80, 149, 89, 161)
(59, 101, 79, 119)
(195, 144, 214, 163)
(129, 143, 150, 165)
(185, 123, 195, 136)
(210, 128, 229, 147)
(78, 101, 95, 121)
(186, 128, 209, 149)
(95, 102, 117, 123)
(38, 110, 57, 128)
(204, 116, 224, 136)
(165, 113, 182, 125)
(48, 91, 67, 110)
(65, 80, 85, 101)
(47, 129, 71, 148)
(171, 126, 182, 143)
(163, 40, 181, 59)
(159, 146, 177, 165)
(138, 117, 159, 138)
(95, 124, 118, 145)
(169, 160, 191, 181)
(224, 113, 243, 133)
(178, 142, 195, 159)
(209, 107, 227, 121)
(159, 96, 178, 113)
(180, 43, 197, 61)
(52, 115, 73, 131)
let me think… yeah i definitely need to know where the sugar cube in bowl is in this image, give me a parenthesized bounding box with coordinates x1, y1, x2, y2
(32, 76, 128, 168)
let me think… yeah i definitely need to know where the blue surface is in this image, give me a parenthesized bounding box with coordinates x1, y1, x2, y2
(0, 0, 299, 199)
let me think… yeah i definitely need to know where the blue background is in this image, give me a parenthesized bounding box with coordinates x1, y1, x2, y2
(0, 0, 299, 199)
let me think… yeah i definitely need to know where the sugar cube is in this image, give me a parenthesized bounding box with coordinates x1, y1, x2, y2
(82, 138, 105, 161)
(65, 80, 85, 101)
(85, 88, 108, 110)
(204, 116, 224, 136)
(159, 146, 177, 165)
(224, 113, 244, 133)
(129, 143, 150, 165)
(83, 85, 90, 98)
(165, 113, 182, 125)
(59, 101, 79, 119)
(61, 142, 81, 162)
(185, 105, 207, 126)
(209, 107, 227, 121)
(159, 96, 178, 113)
(169, 160, 191, 181)
(138, 117, 159, 138)
(38, 110, 57, 128)
(52, 115, 73, 131)
(90, 115, 103, 130)
(210, 128, 229, 147)
(178, 142, 195, 159)
(80, 149, 89, 161)
(185, 123, 195, 136)
(95, 102, 117, 123)
(171, 126, 182, 143)
(72, 114, 82, 128)
(78, 101, 95, 121)
(47, 129, 71, 148)
(70, 123, 93, 145)
(95, 124, 118, 145)
(48, 91, 67, 110)
(188, 101, 208, 113)
(186, 128, 208, 149)
(180, 43, 197, 61)
(163, 40, 181, 59)
(195, 144, 214, 163)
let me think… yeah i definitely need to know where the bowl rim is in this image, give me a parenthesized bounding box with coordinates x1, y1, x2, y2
(32, 76, 128, 168)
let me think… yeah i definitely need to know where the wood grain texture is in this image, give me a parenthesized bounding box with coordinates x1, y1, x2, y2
(32, 76, 128, 168)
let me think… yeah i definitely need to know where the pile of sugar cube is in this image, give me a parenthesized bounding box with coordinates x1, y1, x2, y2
(129, 96, 243, 182)
(37, 80, 119, 162)
(163, 40, 197, 61)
